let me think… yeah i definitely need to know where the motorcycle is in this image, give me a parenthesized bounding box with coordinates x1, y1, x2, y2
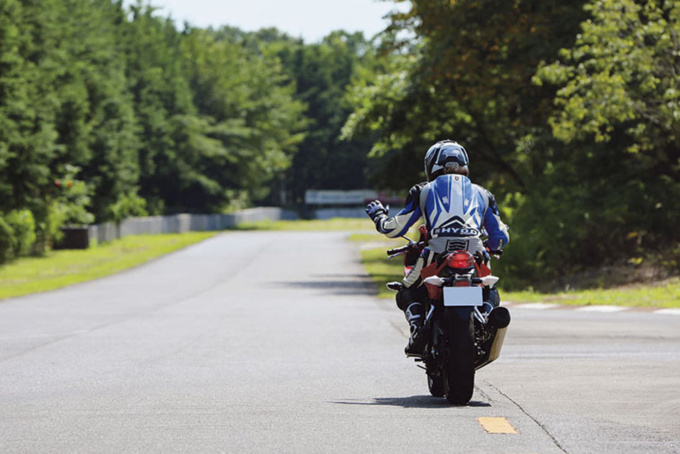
(386, 228, 511, 405)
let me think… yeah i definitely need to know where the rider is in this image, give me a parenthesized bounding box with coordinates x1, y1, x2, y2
(365, 140, 510, 355)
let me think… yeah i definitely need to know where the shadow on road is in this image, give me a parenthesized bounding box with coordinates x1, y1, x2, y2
(331, 396, 491, 409)
(276, 273, 377, 296)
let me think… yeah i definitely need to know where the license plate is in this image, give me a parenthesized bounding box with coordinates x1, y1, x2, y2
(443, 286, 483, 307)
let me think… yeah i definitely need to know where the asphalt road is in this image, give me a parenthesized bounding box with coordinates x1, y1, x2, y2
(0, 231, 678, 453)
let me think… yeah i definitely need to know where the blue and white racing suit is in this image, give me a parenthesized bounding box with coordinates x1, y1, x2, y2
(375, 173, 510, 289)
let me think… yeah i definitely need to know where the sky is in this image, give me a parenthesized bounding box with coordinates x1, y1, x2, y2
(128, 0, 408, 43)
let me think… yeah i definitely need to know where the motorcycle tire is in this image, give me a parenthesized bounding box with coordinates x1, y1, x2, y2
(442, 310, 475, 405)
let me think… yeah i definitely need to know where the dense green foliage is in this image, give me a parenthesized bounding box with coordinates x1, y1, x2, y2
(0, 0, 370, 261)
(343, 0, 680, 288)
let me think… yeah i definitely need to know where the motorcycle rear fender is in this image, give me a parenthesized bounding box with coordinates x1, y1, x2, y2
(431, 307, 474, 347)
(448, 306, 474, 320)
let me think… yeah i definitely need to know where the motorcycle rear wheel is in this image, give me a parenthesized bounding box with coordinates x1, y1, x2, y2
(443, 310, 475, 405)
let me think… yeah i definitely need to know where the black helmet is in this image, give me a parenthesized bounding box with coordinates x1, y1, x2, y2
(424, 140, 469, 181)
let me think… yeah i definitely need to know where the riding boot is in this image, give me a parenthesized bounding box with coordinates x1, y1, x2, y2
(404, 302, 426, 356)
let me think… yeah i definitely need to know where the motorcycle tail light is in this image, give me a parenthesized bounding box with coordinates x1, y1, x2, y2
(448, 251, 475, 270)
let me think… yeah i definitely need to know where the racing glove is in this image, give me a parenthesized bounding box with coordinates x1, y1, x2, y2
(366, 200, 388, 226)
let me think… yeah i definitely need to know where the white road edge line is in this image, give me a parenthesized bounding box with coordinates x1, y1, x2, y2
(505, 303, 680, 315)
(654, 308, 680, 316)
(577, 305, 628, 312)
(510, 303, 561, 310)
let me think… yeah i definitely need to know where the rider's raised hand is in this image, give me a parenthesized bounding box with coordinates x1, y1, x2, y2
(365, 200, 388, 222)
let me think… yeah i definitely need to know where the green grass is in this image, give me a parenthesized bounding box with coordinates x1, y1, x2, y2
(504, 279, 680, 308)
(237, 217, 374, 231)
(359, 245, 405, 299)
(0, 232, 217, 300)
(355, 239, 680, 308)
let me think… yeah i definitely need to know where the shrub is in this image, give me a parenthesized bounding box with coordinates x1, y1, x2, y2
(0, 210, 37, 262)
(109, 193, 148, 223)
(53, 165, 95, 226)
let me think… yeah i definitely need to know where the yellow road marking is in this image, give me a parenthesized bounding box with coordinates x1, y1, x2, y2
(477, 417, 519, 434)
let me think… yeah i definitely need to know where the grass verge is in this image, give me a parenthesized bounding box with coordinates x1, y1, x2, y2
(355, 238, 680, 309)
(0, 232, 217, 300)
(358, 245, 404, 299)
(503, 279, 680, 308)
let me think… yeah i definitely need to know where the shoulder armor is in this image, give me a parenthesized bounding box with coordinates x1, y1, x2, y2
(405, 182, 426, 205)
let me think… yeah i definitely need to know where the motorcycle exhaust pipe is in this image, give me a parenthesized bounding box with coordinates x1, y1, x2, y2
(486, 306, 510, 364)
(475, 306, 511, 370)
(488, 306, 511, 328)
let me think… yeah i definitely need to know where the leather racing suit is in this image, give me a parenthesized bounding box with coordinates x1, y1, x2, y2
(374, 173, 510, 291)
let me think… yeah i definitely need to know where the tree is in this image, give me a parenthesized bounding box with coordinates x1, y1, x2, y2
(27, 0, 141, 222)
(533, 0, 680, 264)
(0, 0, 61, 251)
(122, 2, 196, 215)
(271, 31, 380, 204)
(176, 27, 305, 211)
(344, 0, 588, 192)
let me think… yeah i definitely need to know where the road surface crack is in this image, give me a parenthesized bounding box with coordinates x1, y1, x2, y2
(483, 380, 569, 454)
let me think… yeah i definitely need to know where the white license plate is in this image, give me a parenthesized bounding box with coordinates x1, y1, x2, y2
(443, 286, 483, 307)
